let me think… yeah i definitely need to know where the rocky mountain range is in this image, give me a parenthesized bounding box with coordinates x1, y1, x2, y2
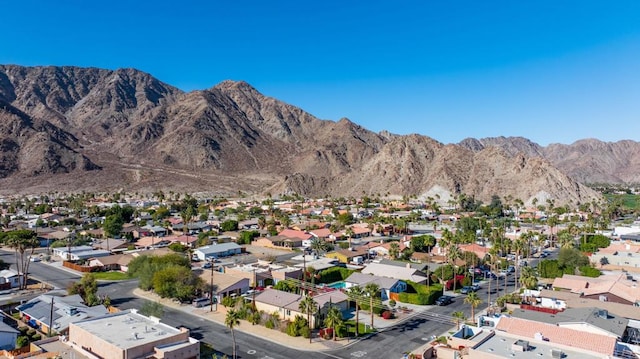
(0, 65, 634, 205)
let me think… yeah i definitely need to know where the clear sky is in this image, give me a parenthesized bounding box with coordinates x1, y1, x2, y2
(2, 1, 639, 145)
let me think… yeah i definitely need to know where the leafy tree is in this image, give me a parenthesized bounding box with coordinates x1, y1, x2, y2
(538, 259, 563, 278)
(273, 280, 297, 293)
(239, 230, 259, 245)
(557, 247, 589, 272)
(68, 273, 100, 306)
(220, 220, 239, 232)
(103, 214, 124, 238)
(152, 265, 203, 302)
(140, 301, 164, 317)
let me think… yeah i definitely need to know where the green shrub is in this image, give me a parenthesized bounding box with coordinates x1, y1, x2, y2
(317, 267, 355, 284)
(265, 319, 275, 329)
(27, 329, 36, 337)
(286, 322, 300, 337)
(580, 266, 602, 278)
(16, 336, 29, 348)
(300, 325, 311, 338)
(18, 326, 29, 335)
(31, 334, 41, 341)
(389, 299, 396, 307)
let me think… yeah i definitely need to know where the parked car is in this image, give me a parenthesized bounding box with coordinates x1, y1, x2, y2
(484, 271, 498, 280)
(435, 295, 453, 306)
(30, 256, 41, 262)
(192, 297, 211, 308)
(460, 286, 474, 294)
(507, 265, 515, 273)
(471, 284, 481, 291)
(498, 269, 508, 277)
(202, 262, 213, 269)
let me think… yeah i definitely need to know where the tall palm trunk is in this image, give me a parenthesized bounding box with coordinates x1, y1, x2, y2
(355, 301, 360, 336)
(231, 329, 236, 359)
(370, 296, 374, 328)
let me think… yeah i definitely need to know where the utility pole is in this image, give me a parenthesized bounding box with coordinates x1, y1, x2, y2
(209, 264, 215, 312)
(48, 297, 54, 337)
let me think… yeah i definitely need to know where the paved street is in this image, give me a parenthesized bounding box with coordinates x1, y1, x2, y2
(0, 247, 556, 359)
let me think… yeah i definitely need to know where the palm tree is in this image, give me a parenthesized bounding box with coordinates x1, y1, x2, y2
(452, 311, 466, 330)
(558, 231, 575, 249)
(364, 282, 380, 329)
(464, 292, 482, 324)
(225, 309, 240, 359)
(447, 244, 460, 293)
(6, 230, 40, 289)
(298, 295, 318, 343)
(345, 227, 355, 249)
(324, 305, 344, 341)
(512, 238, 525, 290)
(310, 238, 327, 256)
(520, 266, 538, 290)
(347, 286, 365, 337)
(389, 242, 400, 260)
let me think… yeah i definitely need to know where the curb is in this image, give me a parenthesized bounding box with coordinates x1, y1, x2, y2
(131, 289, 361, 353)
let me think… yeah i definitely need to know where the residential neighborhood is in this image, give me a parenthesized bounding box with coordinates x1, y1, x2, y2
(0, 191, 639, 358)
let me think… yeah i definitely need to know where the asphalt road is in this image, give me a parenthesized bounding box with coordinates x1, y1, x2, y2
(0, 247, 557, 359)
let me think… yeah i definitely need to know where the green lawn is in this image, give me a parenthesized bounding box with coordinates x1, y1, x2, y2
(92, 272, 129, 280)
(604, 194, 640, 211)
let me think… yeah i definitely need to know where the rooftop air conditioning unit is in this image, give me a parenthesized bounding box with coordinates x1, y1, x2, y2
(551, 348, 564, 358)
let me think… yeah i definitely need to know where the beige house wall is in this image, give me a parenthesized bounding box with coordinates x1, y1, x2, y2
(69, 324, 193, 359)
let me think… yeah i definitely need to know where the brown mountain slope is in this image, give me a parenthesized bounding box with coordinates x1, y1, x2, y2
(459, 136, 640, 184)
(0, 65, 602, 205)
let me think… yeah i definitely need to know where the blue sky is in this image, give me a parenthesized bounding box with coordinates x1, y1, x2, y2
(2, 1, 639, 145)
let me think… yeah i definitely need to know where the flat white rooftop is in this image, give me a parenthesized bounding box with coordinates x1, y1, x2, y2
(473, 333, 604, 359)
(72, 310, 182, 350)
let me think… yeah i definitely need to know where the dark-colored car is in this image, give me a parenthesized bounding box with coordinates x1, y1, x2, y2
(436, 295, 453, 306)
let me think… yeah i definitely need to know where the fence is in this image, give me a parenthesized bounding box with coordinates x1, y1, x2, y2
(62, 261, 99, 273)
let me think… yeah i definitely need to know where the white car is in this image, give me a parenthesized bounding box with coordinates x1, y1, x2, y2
(30, 257, 41, 262)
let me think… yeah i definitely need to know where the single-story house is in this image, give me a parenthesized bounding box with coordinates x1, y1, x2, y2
(88, 253, 134, 272)
(0, 269, 24, 289)
(361, 262, 428, 284)
(171, 221, 213, 234)
(193, 243, 242, 261)
(325, 248, 369, 264)
(344, 272, 407, 300)
(253, 235, 303, 249)
(196, 272, 250, 304)
(93, 238, 129, 252)
(0, 319, 19, 350)
(166, 235, 199, 248)
(254, 288, 348, 328)
(16, 294, 109, 335)
(135, 225, 167, 238)
(135, 236, 172, 249)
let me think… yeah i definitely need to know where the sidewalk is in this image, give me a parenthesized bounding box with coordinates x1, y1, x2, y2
(133, 289, 429, 352)
(133, 289, 352, 351)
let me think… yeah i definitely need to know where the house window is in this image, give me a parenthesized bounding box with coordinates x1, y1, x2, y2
(286, 310, 291, 315)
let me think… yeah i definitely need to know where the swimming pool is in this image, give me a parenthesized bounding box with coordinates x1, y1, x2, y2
(327, 281, 346, 289)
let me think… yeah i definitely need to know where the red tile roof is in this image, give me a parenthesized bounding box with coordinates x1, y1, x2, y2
(495, 316, 616, 355)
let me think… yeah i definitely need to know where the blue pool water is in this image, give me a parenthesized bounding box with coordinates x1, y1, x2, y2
(327, 281, 346, 289)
